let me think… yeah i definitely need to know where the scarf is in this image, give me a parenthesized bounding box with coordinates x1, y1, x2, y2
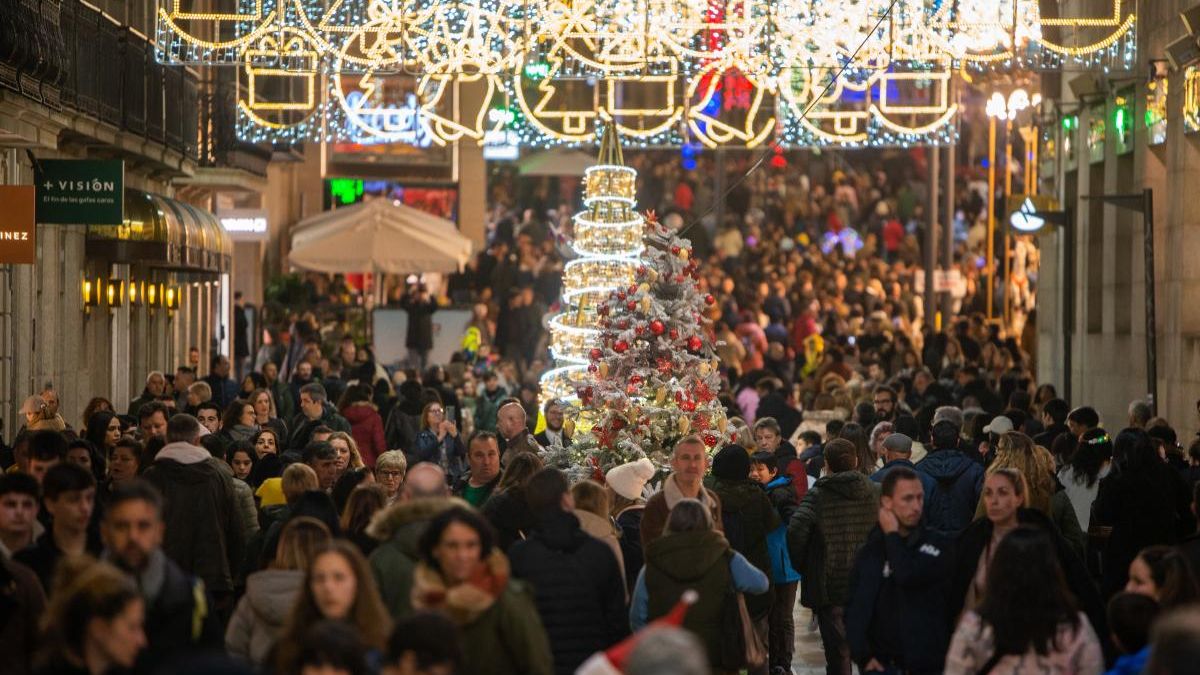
(410, 549, 510, 625)
(662, 473, 713, 511)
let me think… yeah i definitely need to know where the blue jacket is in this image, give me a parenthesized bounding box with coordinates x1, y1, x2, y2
(871, 459, 937, 525)
(1105, 646, 1149, 675)
(914, 448, 984, 536)
(762, 476, 802, 583)
(846, 525, 954, 674)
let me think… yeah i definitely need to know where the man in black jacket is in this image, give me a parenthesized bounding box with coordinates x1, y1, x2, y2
(846, 467, 953, 675)
(508, 468, 628, 675)
(141, 414, 243, 619)
(101, 480, 221, 673)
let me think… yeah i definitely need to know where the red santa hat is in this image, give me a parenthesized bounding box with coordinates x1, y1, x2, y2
(573, 590, 698, 675)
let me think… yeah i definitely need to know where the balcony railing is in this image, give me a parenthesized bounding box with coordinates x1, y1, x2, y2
(197, 75, 271, 177)
(0, 0, 199, 161)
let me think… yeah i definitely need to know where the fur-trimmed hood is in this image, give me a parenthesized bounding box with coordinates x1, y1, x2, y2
(366, 496, 469, 542)
(410, 549, 510, 625)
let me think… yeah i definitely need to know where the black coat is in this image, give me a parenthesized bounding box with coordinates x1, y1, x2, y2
(481, 487, 536, 551)
(846, 526, 953, 673)
(508, 510, 629, 675)
(1092, 461, 1193, 596)
(615, 506, 645, 596)
(401, 296, 437, 350)
(135, 553, 223, 674)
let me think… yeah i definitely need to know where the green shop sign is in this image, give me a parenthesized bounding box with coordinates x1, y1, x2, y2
(35, 159, 124, 224)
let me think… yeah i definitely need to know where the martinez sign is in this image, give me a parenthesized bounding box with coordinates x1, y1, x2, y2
(35, 159, 124, 224)
(0, 186, 36, 264)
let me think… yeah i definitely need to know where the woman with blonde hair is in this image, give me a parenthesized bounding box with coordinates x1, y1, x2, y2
(226, 517, 333, 666)
(727, 417, 755, 451)
(571, 479, 626, 586)
(977, 431, 1086, 560)
(327, 431, 366, 476)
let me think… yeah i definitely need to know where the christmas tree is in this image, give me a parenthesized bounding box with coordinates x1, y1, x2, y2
(540, 122, 646, 411)
(543, 199, 730, 474)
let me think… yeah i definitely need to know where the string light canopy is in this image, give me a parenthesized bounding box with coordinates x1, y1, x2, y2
(158, 0, 1137, 148)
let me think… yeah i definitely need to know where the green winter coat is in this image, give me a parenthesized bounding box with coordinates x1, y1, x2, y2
(708, 477, 780, 617)
(787, 470, 879, 609)
(410, 553, 552, 675)
(643, 529, 732, 668)
(366, 497, 467, 619)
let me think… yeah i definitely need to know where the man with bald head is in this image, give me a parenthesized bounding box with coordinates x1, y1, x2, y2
(496, 400, 542, 462)
(367, 462, 464, 618)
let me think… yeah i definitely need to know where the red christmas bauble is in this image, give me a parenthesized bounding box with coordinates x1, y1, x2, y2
(630, 374, 643, 386)
(628, 284, 639, 295)
(588, 363, 598, 373)
(674, 274, 686, 283)
(637, 265, 647, 277)
(687, 336, 703, 352)
(614, 340, 629, 353)
(671, 245, 681, 255)
(703, 433, 718, 447)
(626, 300, 637, 311)
(618, 291, 627, 301)
(589, 348, 603, 361)
(704, 294, 716, 305)
(650, 320, 665, 335)
(619, 320, 630, 329)
(669, 328, 679, 340)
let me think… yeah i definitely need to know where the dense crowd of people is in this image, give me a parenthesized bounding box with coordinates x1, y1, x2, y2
(2, 151, 1199, 675)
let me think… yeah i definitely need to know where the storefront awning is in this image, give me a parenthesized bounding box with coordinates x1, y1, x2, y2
(86, 188, 232, 274)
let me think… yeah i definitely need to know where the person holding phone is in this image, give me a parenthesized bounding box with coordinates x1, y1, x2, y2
(409, 402, 466, 482)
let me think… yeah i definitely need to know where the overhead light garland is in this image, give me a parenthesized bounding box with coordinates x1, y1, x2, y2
(159, 0, 1137, 148)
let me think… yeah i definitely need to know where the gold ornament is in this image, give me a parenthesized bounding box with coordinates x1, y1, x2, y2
(678, 248, 690, 261)
(564, 418, 576, 437)
(717, 416, 728, 433)
(599, 362, 610, 378)
(677, 416, 691, 435)
(698, 362, 711, 376)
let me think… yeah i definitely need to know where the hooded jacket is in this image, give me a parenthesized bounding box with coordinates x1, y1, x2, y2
(366, 497, 466, 618)
(142, 441, 244, 594)
(787, 470, 880, 608)
(915, 447, 984, 536)
(508, 510, 629, 675)
(762, 475, 802, 583)
(341, 402, 386, 467)
(225, 569, 304, 666)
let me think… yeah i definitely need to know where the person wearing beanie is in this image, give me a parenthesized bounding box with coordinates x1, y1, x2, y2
(606, 458, 656, 596)
(640, 437, 724, 549)
(708, 444, 779, 673)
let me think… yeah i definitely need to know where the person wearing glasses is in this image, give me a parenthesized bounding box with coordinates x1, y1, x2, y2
(408, 402, 466, 481)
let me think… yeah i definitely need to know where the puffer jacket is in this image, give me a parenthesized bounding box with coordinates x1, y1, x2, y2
(763, 475, 801, 583)
(508, 510, 629, 675)
(787, 470, 880, 608)
(915, 448, 984, 536)
(225, 569, 304, 666)
(366, 497, 467, 618)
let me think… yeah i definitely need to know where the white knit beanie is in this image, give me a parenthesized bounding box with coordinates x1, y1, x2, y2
(605, 458, 656, 501)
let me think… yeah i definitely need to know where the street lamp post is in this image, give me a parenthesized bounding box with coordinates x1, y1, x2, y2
(985, 89, 1040, 327)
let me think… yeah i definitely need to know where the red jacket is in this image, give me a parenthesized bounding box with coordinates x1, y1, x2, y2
(341, 403, 387, 467)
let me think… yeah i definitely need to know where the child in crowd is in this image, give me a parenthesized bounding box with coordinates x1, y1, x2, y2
(750, 451, 802, 675)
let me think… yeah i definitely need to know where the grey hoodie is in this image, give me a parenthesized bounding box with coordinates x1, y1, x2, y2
(224, 568, 304, 666)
